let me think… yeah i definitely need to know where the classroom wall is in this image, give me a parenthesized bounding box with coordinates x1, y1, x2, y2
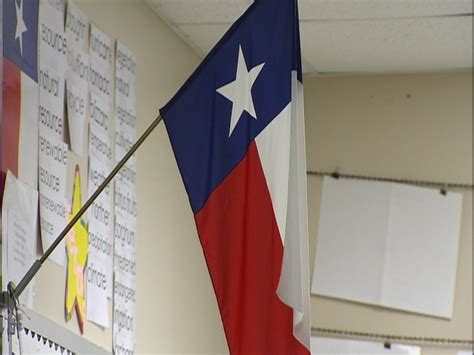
(29, 1, 472, 354)
(34, 0, 229, 353)
(305, 72, 473, 355)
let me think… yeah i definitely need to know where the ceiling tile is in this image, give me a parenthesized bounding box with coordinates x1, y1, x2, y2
(299, 0, 473, 21)
(146, 0, 473, 74)
(166, 22, 316, 73)
(145, 0, 252, 24)
(301, 16, 473, 74)
(176, 23, 232, 56)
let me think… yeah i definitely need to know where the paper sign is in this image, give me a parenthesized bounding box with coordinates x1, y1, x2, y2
(39, 134, 68, 198)
(39, 0, 67, 141)
(113, 41, 138, 355)
(1, 171, 38, 308)
(90, 90, 111, 134)
(114, 211, 136, 253)
(89, 25, 113, 100)
(87, 256, 109, 327)
(39, 134, 68, 266)
(115, 181, 137, 220)
(66, 48, 89, 156)
(89, 120, 113, 163)
(113, 271, 136, 348)
(66, 0, 87, 48)
(312, 177, 463, 318)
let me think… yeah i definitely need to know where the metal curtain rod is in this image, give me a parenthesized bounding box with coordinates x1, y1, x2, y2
(307, 170, 474, 191)
(312, 327, 474, 347)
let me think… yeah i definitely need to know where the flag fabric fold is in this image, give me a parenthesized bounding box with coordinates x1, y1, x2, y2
(1, 0, 39, 197)
(161, 0, 310, 353)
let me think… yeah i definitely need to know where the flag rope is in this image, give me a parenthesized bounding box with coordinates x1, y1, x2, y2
(312, 327, 474, 347)
(307, 170, 473, 191)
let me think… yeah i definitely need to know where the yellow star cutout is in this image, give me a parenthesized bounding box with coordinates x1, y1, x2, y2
(65, 165, 88, 333)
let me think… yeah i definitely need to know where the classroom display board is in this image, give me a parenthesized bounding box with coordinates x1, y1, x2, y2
(1, 0, 138, 353)
(312, 177, 463, 318)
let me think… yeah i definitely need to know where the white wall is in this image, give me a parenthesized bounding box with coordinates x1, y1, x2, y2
(305, 72, 473, 355)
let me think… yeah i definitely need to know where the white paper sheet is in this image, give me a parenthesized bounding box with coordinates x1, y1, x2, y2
(457, 351, 473, 355)
(113, 41, 138, 355)
(39, 193, 67, 266)
(115, 122, 137, 163)
(38, 134, 68, 198)
(89, 25, 113, 101)
(116, 156, 137, 187)
(115, 71, 136, 109)
(116, 42, 136, 81)
(38, 0, 67, 141)
(115, 41, 137, 178)
(89, 120, 113, 163)
(115, 181, 137, 220)
(310, 337, 420, 355)
(381, 183, 463, 318)
(66, 0, 87, 48)
(90, 90, 111, 134)
(66, 48, 89, 156)
(67, 43, 89, 81)
(1, 171, 38, 308)
(87, 86, 112, 285)
(312, 177, 391, 305)
(88, 155, 112, 231)
(312, 177, 463, 318)
(114, 210, 137, 253)
(88, 154, 113, 299)
(86, 256, 109, 327)
(38, 134, 68, 266)
(113, 270, 136, 350)
(114, 241, 136, 281)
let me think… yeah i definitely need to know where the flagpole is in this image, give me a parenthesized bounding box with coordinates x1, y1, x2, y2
(8, 114, 163, 300)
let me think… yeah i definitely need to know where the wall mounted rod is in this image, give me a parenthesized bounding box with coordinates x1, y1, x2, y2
(307, 170, 473, 190)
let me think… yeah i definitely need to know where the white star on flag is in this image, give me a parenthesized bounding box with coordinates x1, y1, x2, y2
(217, 45, 265, 137)
(15, 0, 28, 56)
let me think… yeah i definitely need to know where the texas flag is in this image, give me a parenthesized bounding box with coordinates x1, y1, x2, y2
(1, 0, 39, 202)
(161, 0, 311, 353)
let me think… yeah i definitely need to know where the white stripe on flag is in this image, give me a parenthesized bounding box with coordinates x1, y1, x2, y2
(255, 102, 291, 244)
(256, 70, 311, 350)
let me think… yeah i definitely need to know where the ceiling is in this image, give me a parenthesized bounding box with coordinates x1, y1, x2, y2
(145, 0, 473, 76)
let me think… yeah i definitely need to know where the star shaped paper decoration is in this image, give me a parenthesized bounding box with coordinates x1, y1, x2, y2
(65, 165, 88, 334)
(15, 0, 28, 56)
(217, 45, 265, 137)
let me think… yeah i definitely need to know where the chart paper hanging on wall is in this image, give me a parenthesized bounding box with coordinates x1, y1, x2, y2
(1, 171, 38, 308)
(311, 177, 463, 318)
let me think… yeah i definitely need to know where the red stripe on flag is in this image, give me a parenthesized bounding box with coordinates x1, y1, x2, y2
(195, 142, 309, 355)
(0, 171, 5, 208)
(2, 59, 21, 176)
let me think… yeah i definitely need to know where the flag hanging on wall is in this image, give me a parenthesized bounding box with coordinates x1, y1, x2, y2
(160, 0, 311, 354)
(1, 0, 39, 202)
